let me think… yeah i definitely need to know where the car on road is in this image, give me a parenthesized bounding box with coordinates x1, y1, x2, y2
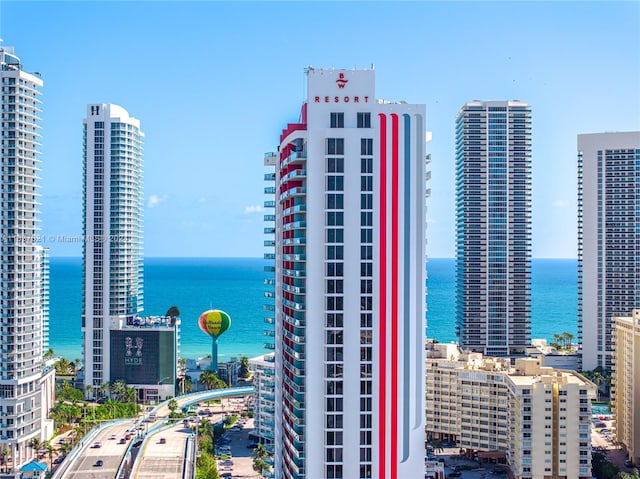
(119, 438, 127, 444)
(92, 442, 102, 448)
(53, 456, 65, 465)
(125, 434, 132, 440)
(109, 434, 117, 440)
(94, 460, 104, 467)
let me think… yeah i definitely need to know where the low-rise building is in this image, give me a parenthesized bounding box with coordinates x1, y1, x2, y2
(613, 310, 640, 467)
(426, 341, 596, 478)
(249, 353, 275, 447)
(109, 315, 180, 402)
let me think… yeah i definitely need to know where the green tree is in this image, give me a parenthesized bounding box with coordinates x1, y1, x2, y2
(111, 380, 127, 401)
(55, 358, 72, 375)
(619, 470, 640, 479)
(253, 457, 271, 478)
(28, 438, 42, 459)
(0, 447, 9, 473)
(196, 450, 219, 479)
(43, 441, 55, 468)
(44, 348, 55, 360)
(562, 332, 574, 348)
(58, 441, 72, 457)
(199, 370, 227, 390)
(239, 356, 250, 379)
(168, 399, 179, 414)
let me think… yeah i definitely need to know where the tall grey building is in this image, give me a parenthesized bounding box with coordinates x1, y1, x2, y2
(455, 100, 532, 357)
(82, 104, 144, 393)
(0, 45, 55, 469)
(577, 131, 640, 372)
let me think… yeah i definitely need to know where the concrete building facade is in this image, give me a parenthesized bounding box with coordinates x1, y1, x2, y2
(82, 104, 145, 394)
(612, 310, 640, 466)
(272, 67, 427, 479)
(425, 343, 595, 478)
(577, 131, 640, 372)
(0, 45, 54, 470)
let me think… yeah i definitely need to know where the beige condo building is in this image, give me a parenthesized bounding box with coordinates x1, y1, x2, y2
(426, 342, 596, 479)
(613, 310, 640, 466)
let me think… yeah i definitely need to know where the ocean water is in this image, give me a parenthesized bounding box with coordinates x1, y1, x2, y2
(49, 257, 578, 361)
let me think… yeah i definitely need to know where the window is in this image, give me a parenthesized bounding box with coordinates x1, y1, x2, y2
(327, 193, 344, 209)
(327, 176, 344, 191)
(357, 112, 371, 128)
(361, 138, 373, 155)
(361, 157, 373, 173)
(330, 112, 344, 128)
(327, 212, 344, 226)
(327, 138, 344, 155)
(327, 157, 344, 173)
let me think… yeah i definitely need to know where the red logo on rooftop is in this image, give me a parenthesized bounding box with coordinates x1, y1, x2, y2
(336, 73, 348, 89)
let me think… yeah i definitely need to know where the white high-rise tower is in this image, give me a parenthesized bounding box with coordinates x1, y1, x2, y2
(0, 45, 54, 469)
(271, 67, 427, 479)
(577, 131, 640, 371)
(82, 104, 144, 393)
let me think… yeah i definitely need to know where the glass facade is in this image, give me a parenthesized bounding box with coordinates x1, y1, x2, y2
(455, 101, 532, 356)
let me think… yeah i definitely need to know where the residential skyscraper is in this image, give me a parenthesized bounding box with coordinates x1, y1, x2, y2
(82, 104, 144, 393)
(455, 100, 532, 357)
(271, 67, 427, 479)
(577, 131, 640, 372)
(0, 45, 55, 469)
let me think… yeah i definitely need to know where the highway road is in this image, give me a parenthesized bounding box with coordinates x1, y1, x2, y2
(130, 423, 194, 479)
(55, 387, 253, 479)
(62, 420, 135, 479)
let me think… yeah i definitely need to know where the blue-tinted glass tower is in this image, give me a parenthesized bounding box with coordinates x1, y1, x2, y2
(455, 100, 531, 356)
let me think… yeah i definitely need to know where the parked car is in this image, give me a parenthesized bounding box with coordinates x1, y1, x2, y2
(448, 473, 461, 478)
(53, 456, 65, 465)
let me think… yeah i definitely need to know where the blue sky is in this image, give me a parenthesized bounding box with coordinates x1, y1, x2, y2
(1, 1, 638, 258)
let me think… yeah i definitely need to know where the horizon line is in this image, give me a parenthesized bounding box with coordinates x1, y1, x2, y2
(46, 255, 579, 260)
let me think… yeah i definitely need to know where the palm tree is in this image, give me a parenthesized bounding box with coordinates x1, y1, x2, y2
(199, 370, 227, 390)
(58, 441, 72, 457)
(100, 382, 111, 399)
(85, 384, 94, 400)
(239, 356, 251, 379)
(28, 438, 42, 460)
(168, 399, 179, 414)
(44, 441, 55, 468)
(0, 447, 9, 473)
(253, 457, 271, 478)
(252, 443, 269, 460)
(111, 380, 127, 401)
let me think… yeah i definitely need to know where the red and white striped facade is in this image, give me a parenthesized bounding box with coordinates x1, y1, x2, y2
(272, 68, 426, 479)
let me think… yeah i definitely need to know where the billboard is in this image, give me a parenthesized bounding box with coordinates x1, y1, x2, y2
(110, 329, 176, 385)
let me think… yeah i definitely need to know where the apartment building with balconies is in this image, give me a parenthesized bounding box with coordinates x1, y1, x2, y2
(426, 342, 595, 478)
(612, 310, 640, 467)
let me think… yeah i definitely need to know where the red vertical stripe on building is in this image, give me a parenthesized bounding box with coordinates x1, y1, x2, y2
(378, 114, 387, 479)
(391, 113, 399, 479)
